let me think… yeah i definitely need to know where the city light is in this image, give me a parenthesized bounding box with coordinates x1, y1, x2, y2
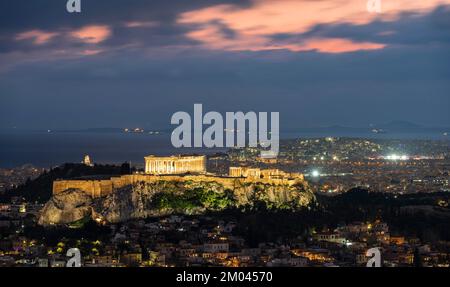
(385, 154, 409, 161)
(311, 170, 320, 177)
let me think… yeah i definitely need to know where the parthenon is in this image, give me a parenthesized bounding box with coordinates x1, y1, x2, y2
(52, 155, 306, 198)
(144, 155, 206, 175)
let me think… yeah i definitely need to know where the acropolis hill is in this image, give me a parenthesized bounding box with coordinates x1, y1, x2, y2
(40, 155, 314, 225)
(52, 155, 306, 198)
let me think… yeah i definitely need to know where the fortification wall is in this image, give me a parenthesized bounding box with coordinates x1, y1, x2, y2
(53, 174, 303, 198)
(53, 180, 114, 197)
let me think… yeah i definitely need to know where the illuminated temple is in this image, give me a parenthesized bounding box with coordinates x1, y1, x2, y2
(144, 155, 206, 175)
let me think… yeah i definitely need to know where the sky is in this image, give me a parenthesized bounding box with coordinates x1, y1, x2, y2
(0, 0, 449, 130)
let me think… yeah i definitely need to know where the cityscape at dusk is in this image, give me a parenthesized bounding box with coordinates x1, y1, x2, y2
(0, 0, 449, 282)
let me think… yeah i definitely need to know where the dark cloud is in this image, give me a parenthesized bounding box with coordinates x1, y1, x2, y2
(0, 0, 252, 30)
(0, 1, 449, 130)
(274, 5, 450, 47)
(0, 0, 252, 54)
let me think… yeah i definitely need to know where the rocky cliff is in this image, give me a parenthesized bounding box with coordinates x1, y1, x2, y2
(39, 179, 315, 226)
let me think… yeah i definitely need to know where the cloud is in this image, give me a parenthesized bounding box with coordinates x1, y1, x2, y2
(294, 5, 450, 48)
(1, 0, 449, 68)
(124, 21, 159, 28)
(70, 25, 112, 44)
(1, 1, 449, 130)
(185, 23, 385, 53)
(177, 0, 450, 52)
(293, 38, 385, 53)
(184, 22, 385, 53)
(79, 49, 104, 56)
(15, 29, 58, 45)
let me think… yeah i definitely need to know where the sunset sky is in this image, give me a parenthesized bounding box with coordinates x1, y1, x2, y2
(1, 0, 449, 130)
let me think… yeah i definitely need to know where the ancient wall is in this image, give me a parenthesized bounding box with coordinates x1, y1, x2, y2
(53, 174, 303, 198)
(53, 180, 113, 197)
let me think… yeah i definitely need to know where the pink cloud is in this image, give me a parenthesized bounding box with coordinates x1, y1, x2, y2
(178, 0, 450, 53)
(184, 24, 385, 53)
(124, 21, 158, 28)
(15, 30, 58, 45)
(70, 25, 112, 44)
(296, 38, 386, 53)
(79, 49, 104, 56)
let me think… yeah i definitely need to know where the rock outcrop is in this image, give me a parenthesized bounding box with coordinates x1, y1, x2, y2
(38, 189, 93, 225)
(39, 179, 315, 226)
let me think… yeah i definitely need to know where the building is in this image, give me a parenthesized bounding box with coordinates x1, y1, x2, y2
(144, 155, 206, 175)
(229, 167, 304, 181)
(120, 253, 142, 267)
(314, 232, 348, 245)
(82, 155, 93, 167)
(203, 242, 229, 253)
(229, 167, 261, 179)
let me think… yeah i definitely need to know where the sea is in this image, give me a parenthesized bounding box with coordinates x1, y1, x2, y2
(0, 130, 448, 169)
